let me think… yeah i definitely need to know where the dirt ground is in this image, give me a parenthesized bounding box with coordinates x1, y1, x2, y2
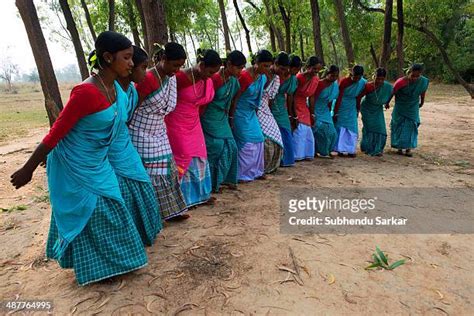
(0, 84, 473, 315)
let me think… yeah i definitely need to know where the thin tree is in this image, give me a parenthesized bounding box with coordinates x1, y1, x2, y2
(218, 0, 231, 52)
(380, 0, 393, 68)
(125, 0, 141, 47)
(233, 0, 252, 53)
(141, 0, 168, 48)
(16, 0, 63, 125)
(309, 0, 324, 63)
(262, 0, 285, 51)
(134, 0, 148, 52)
(396, 0, 405, 76)
(333, 0, 355, 66)
(108, 0, 115, 31)
(59, 0, 88, 80)
(278, 4, 291, 53)
(80, 0, 96, 41)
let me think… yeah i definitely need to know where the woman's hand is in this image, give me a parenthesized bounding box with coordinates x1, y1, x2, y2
(11, 167, 34, 189)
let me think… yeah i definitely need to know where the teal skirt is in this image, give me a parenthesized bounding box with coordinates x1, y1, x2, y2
(313, 121, 338, 157)
(46, 196, 148, 286)
(390, 116, 418, 149)
(117, 176, 162, 246)
(206, 137, 238, 192)
(361, 128, 387, 156)
(180, 157, 212, 207)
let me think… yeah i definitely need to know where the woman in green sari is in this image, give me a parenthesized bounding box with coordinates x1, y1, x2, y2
(201, 51, 247, 193)
(359, 68, 393, 156)
(387, 64, 429, 157)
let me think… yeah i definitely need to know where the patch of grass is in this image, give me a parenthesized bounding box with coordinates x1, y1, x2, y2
(34, 194, 50, 203)
(1, 205, 28, 213)
(365, 246, 406, 270)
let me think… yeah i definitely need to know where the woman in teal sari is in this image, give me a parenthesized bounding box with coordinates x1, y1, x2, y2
(115, 46, 162, 245)
(388, 64, 429, 157)
(10, 32, 150, 286)
(201, 51, 246, 193)
(232, 50, 272, 181)
(310, 65, 340, 158)
(271, 53, 299, 167)
(333, 65, 367, 157)
(359, 68, 393, 156)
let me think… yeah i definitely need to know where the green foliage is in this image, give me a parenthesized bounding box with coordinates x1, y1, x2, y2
(365, 246, 406, 270)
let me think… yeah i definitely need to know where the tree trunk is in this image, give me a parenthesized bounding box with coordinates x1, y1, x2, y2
(396, 0, 405, 77)
(299, 31, 305, 60)
(125, 0, 141, 47)
(278, 5, 291, 53)
(370, 43, 379, 67)
(269, 26, 276, 52)
(263, 0, 285, 51)
(380, 0, 393, 68)
(141, 0, 168, 49)
(333, 0, 355, 66)
(16, 0, 63, 125)
(80, 0, 96, 41)
(329, 33, 339, 66)
(218, 0, 231, 52)
(355, 0, 474, 98)
(108, 0, 115, 31)
(309, 0, 324, 63)
(233, 0, 252, 53)
(59, 0, 88, 80)
(134, 0, 148, 52)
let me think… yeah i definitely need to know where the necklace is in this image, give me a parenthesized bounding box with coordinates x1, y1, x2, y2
(154, 66, 164, 87)
(94, 73, 115, 104)
(221, 68, 231, 98)
(190, 68, 198, 97)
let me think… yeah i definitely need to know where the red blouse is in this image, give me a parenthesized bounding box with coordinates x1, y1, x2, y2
(238, 70, 254, 93)
(135, 70, 160, 100)
(42, 83, 111, 149)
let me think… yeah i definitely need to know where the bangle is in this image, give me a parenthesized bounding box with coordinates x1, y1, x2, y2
(311, 114, 315, 117)
(229, 116, 234, 119)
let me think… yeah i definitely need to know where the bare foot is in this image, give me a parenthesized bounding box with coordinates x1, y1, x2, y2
(405, 149, 413, 157)
(166, 213, 191, 222)
(256, 175, 267, 180)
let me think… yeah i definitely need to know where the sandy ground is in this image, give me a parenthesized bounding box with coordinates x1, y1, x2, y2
(0, 85, 473, 315)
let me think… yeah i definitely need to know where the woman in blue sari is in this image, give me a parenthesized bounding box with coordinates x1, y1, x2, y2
(201, 50, 246, 193)
(310, 65, 340, 158)
(333, 65, 367, 157)
(388, 64, 429, 157)
(115, 46, 162, 245)
(232, 50, 273, 181)
(359, 68, 393, 156)
(10, 32, 150, 286)
(271, 53, 299, 167)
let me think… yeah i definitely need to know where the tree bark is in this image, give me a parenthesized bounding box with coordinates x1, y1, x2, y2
(355, 0, 474, 98)
(218, 0, 231, 52)
(269, 26, 276, 52)
(108, 0, 115, 31)
(59, 0, 88, 80)
(333, 0, 355, 66)
(380, 0, 393, 68)
(80, 0, 96, 41)
(141, 0, 168, 49)
(299, 31, 305, 60)
(262, 0, 284, 51)
(309, 0, 324, 63)
(134, 0, 148, 52)
(233, 0, 252, 53)
(16, 0, 63, 125)
(370, 43, 379, 67)
(396, 0, 405, 77)
(329, 32, 339, 66)
(125, 0, 141, 47)
(278, 4, 291, 53)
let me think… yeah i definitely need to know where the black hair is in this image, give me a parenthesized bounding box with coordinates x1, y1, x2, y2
(88, 31, 132, 69)
(375, 67, 387, 77)
(153, 42, 187, 62)
(196, 48, 222, 67)
(306, 56, 322, 68)
(226, 50, 247, 67)
(352, 65, 364, 76)
(289, 55, 302, 68)
(132, 45, 148, 67)
(253, 49, 273, 64)
(325, 65, 340, 77)
(409, 63, 424, 73)
(274, 52, 290, 67)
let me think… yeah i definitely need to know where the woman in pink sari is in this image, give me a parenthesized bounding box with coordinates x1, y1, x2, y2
(165, 49, 221, 207)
